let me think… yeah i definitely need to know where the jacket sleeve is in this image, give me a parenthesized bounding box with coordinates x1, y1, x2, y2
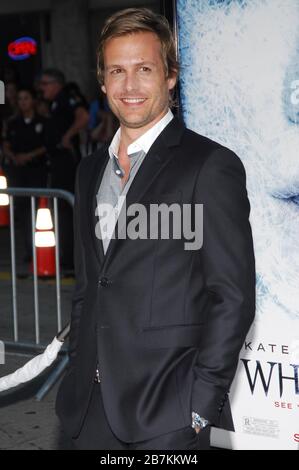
(68, 161, 87, 367)
(191, 147, 256, 427)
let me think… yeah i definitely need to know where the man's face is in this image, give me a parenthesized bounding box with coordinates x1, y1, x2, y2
(101, 31, 177, 131)
(40, 75, 61, 101)
(18, 91, 34, 114)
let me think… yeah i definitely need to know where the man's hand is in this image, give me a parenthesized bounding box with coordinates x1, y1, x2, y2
(3, 143, 17, 165)
(61, 133, 73, 150)
(15, 153, 32, 166)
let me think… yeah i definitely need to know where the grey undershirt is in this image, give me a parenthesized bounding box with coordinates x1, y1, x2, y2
(96, 149, 146, 254)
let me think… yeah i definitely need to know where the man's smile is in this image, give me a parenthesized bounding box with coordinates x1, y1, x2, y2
(120, 98, 147, 106)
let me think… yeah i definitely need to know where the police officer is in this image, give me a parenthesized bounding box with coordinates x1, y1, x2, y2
(40, 69, 89, 271)
(2, 87, 48, 262)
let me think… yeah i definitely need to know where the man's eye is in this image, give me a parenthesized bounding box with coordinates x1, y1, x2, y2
(111, 69, 122, 75)
(140, 67, 151, 72)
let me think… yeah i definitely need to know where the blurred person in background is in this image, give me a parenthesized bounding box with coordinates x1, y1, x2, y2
(0, 82, 19, 165)
(2, 87, 48, 262)
(40, 68, 89, 271)
(65, 81, 89, 110)
(35, 96, 50, 118)
(33, 74, 50, 118)
(2, 81, 18, 121)
(0, 81, 19, 184)
(65, 81, 89, 156)
(88, 89, 117, 151)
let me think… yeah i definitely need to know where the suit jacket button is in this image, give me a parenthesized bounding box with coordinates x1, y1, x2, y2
(99, 277, 109, 287)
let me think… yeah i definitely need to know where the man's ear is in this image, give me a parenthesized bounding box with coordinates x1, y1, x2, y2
(101, 84, 106, 94)
(167, 73, 177, 92)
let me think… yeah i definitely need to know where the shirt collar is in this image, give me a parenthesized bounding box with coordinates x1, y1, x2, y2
(108, 108, 174, 159)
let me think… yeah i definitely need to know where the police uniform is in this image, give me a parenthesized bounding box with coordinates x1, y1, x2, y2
(46, 87, 87, 269)
(46, 87, 86, 189)
(5, 114, 48, 186)
(4, 113, 48, 260)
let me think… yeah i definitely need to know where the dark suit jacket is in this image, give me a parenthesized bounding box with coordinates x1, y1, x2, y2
(55, 116, 256, 443)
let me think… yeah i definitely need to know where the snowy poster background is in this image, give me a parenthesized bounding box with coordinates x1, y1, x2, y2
(177, 0, 299, 450)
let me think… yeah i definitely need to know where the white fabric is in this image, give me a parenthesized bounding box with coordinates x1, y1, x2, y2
(0, 336, 63, 392)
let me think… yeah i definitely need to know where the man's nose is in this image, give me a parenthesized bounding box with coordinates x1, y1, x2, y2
(123, 71, 139, 92)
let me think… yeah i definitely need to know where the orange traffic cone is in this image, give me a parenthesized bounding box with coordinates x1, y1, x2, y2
(0, 168, 9, 227)
(33, 197, 56, 277)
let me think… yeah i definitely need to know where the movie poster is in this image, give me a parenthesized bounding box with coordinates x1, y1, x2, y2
(177, 0, 299, 450)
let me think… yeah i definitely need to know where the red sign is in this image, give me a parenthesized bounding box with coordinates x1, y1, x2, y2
(8, 37, 37, 61)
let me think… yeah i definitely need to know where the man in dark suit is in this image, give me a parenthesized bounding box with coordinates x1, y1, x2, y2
(56, 8, 256, 450)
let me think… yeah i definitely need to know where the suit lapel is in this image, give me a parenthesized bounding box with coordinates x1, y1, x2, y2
(90, 117, 185, 269)
(87, 145, 110, 266)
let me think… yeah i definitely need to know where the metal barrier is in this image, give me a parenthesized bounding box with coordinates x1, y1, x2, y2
(0, 187, 74, 399)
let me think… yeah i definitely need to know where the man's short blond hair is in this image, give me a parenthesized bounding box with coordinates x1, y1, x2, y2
(96, 8, 179, 107)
